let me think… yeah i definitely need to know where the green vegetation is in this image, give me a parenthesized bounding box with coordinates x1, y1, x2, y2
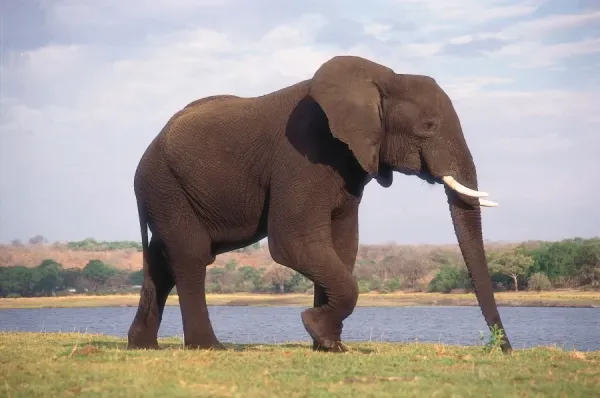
(489, 238, 600, 290)
(0, 259, 140, 298)
(424, 238, 600, 293)
(1, 237, 599, 299)
(67, 238, 143, 252)
(428, 265, 471, 293)
(31, 237, 261, 253)
(0, 332, 598, 397)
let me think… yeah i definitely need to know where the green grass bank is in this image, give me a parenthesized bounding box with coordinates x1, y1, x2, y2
(0, 332, 598, 397)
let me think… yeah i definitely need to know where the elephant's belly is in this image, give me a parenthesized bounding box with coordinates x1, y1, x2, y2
(182, 177, 269, 252)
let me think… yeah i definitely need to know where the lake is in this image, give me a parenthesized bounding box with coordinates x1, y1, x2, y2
(1, 306, 599, 351)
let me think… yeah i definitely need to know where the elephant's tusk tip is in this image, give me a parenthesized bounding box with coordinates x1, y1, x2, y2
(479, 198, 498, 207)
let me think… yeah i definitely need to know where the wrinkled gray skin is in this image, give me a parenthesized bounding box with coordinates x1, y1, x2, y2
(127, 55, 512, 354)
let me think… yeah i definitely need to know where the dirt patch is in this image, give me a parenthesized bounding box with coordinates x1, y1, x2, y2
(68, 344, 102, 358)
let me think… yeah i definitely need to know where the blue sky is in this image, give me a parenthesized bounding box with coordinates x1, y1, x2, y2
(1, 0, 599, 244)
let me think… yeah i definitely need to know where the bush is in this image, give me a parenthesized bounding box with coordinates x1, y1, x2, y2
(357, 280, 371, 294)
(428, 265, 471, 293)
(383, 278, 401, 292)
(128, 270, 143, 285)
(528, 272, 552, 291)
(368, 279, 382, 292)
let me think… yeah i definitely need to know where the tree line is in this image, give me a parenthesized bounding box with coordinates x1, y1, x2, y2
(0, 237, 598, 298)
(11, 237, 262, 253)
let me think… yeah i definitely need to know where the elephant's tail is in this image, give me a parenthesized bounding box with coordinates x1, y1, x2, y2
(137, 196, 149, 261)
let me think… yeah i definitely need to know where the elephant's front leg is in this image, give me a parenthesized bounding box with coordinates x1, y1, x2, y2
(269, 230, 359, 352)
(313, 200, 360, 352)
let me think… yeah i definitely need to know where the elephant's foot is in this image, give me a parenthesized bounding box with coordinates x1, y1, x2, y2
(313, 341, 348, 353)
(301, 308, 345, 353)
(127, 331, 160, 350)
(184, 334, 226, 350)
(127, 324, 161, 350)
(500, 338, 513, 354)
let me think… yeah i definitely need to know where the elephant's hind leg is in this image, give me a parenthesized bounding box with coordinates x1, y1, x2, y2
(156, 210, 223, 350)
(127, 236, 174, 349)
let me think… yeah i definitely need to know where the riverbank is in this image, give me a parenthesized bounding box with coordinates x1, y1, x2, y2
(1, 290, 599, 309)
(1, 332, 598, 397)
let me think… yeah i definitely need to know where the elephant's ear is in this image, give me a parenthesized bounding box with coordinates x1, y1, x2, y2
(309, 56, 392, 176)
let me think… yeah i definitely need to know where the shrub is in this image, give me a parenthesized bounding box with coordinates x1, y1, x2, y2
(428, 265, 471, 293)
(368, 279, 382, 292)
(383, 277, 402, 292)
(527, 272, 552, 291)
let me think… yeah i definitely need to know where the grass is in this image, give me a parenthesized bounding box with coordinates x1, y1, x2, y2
(1, 290, 599, 309)
(0, 332, 598, 397)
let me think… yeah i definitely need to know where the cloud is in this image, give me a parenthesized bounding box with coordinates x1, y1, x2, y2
(434, 7, 600, 67)
(1, 0, 598, 245)
(45, 0, 230, 27)
(501, 10, 600, 38)
(441, 38, 506, 57)
(394, 0, 542, 24)
(482, 10, 600, 67)
(484, 37, 600, 68)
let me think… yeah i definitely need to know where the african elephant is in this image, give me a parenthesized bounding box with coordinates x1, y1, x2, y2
(126, 55, 512, 354)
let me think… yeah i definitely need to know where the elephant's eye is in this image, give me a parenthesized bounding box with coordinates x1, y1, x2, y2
(422, 120, 437, 130)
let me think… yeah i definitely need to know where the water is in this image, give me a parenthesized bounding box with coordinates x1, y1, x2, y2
(1, 306, 598, 351)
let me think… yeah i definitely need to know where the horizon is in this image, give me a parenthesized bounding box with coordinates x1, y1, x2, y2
(1, 0, 599, 245)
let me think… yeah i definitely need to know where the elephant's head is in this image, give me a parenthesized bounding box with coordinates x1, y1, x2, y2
(309, 55, 512, 352)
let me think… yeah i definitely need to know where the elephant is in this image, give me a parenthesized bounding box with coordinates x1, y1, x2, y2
(126, 55, 513, 354)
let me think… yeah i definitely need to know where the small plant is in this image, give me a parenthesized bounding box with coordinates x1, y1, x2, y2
(479, 324, 505, 353)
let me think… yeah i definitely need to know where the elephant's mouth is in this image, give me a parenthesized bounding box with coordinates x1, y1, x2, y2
(417, 169, 439, 185)
(394, 160, 439, 186)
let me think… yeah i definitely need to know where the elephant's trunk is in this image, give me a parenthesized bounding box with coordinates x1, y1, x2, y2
(444, 172, 513, 353)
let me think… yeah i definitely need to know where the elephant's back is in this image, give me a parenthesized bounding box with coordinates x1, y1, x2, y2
(154, 94, 275, 201)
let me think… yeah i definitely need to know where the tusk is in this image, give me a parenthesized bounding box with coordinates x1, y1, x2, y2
(479, 198, 498, 207)
(442, 176, 489, 198)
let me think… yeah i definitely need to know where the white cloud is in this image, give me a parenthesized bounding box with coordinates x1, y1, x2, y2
(447, 32, 505, 45)
(484, 37, 600, 67)
(45, 0, 229, 26)
(442, 77, 514, 100)
(502, 10, 600, 39)
(454, 88, 600, 125)
(462, 9, 600, 67)
(396, 0, 542, 24)
(402, 42, 444, 57)
(363, 22, 393, 41)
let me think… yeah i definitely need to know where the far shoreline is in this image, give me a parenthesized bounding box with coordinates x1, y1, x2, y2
(1, 290, 599, 309)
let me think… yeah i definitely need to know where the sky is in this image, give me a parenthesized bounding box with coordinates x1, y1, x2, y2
(1, 0, 599, 245)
